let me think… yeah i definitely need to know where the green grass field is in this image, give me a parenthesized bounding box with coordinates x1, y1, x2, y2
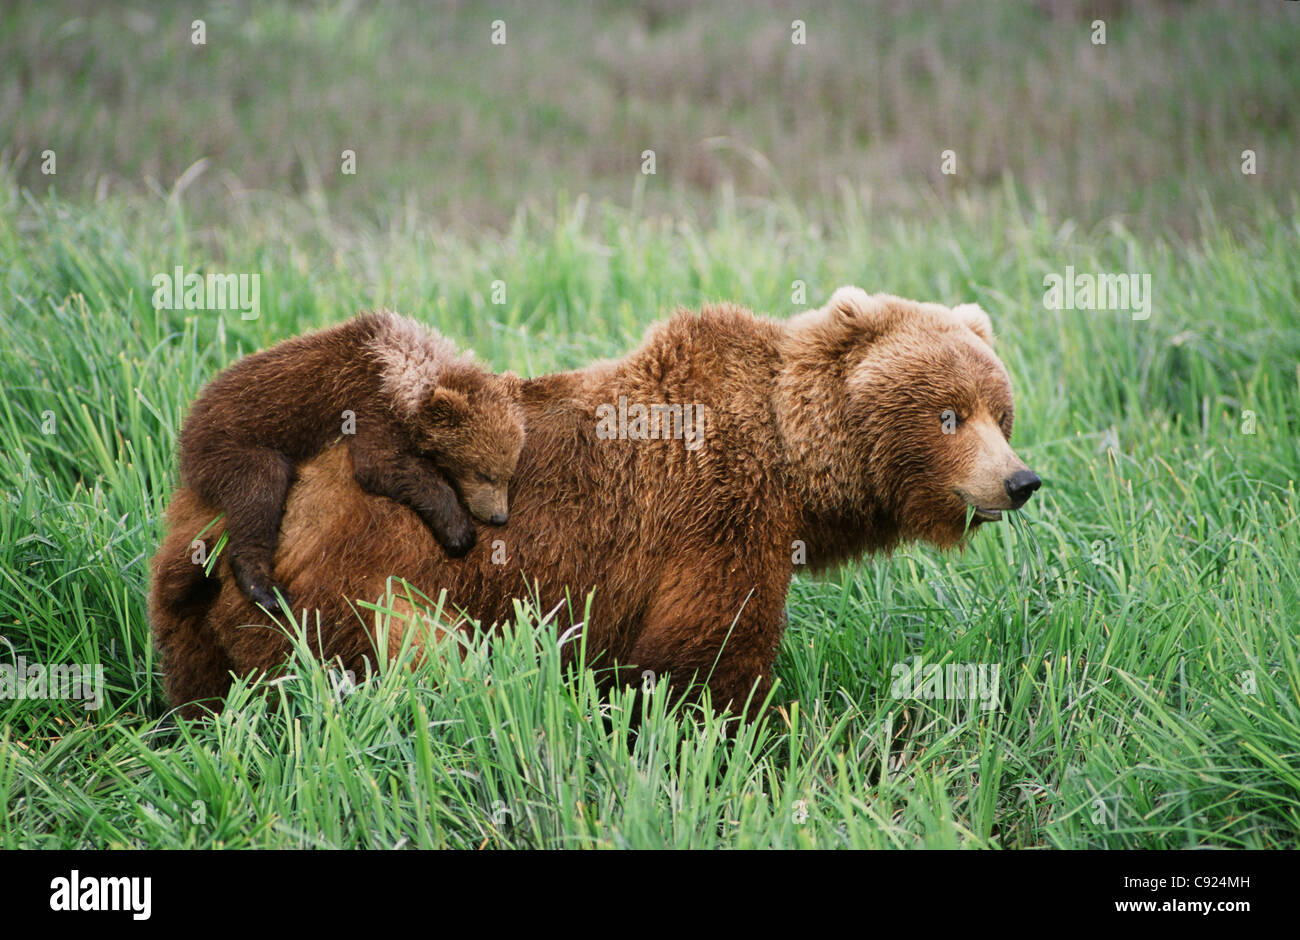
(2, 0, 1298, 849)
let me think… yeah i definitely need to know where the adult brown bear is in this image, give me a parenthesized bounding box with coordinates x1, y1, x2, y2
(150, 288, 1040, 717)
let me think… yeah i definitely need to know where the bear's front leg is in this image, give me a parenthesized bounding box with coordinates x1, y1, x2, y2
(629, 552, 793, 720)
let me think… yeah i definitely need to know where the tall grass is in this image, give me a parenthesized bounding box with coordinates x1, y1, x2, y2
(1, 172, 1297, 847)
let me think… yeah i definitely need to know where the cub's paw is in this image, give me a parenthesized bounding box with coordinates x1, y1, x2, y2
(431, 513, 477, 558)
(231, 557, 294, 614)
(249, 581, 294, 615)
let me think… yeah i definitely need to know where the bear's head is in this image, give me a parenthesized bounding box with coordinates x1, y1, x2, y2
(414, 370, 525, 526)
(778, 287, 1039, 555)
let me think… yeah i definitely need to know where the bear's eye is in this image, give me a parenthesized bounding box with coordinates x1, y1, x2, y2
(478, 471, 493, 484)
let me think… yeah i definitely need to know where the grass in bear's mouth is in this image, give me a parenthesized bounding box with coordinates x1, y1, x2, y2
(956, 494, 1003, 521)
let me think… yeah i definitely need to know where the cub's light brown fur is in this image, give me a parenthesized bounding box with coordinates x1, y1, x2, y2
(151, 289, 1037, 717)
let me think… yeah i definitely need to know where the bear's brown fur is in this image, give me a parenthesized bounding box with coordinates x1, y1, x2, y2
(177, 311, 524, 611)
(150, 288, 1038, 717)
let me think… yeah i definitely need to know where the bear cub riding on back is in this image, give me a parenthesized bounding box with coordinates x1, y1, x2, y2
(178, 311, 525, 612)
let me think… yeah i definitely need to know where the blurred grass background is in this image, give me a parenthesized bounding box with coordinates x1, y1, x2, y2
(3, 0, 1296, 234)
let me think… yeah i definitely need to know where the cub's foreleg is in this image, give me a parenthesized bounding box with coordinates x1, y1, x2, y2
(350, 432, 476, 557)
(194, 445, 297, 613)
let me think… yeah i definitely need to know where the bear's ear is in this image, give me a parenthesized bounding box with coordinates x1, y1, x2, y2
(952, 303, 994, 346)
(427, 386, 471, 426)
(789, 285, 886, 334)
(496, 370, 524, 395)
(825, 286, 881, 322)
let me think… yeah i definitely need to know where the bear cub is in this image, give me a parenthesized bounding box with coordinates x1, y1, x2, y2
(178, 311, 525, 612)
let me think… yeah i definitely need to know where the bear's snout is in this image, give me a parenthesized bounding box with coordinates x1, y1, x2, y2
(1004, 469, 1041, 508)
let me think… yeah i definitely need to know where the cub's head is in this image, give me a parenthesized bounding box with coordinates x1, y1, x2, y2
(414, 371, 525, 525)
(780, 287, 1039, 553)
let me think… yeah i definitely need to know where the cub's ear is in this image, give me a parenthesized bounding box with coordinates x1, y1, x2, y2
(952, 302, 994, 345)
(427, 386, 471, 426)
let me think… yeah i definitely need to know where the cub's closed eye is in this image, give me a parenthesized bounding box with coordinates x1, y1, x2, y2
(477, 471, 493, 483)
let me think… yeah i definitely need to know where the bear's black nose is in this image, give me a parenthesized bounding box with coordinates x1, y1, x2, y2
(489, 512, 508, 526)
(1004, 470, 1041, 507)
